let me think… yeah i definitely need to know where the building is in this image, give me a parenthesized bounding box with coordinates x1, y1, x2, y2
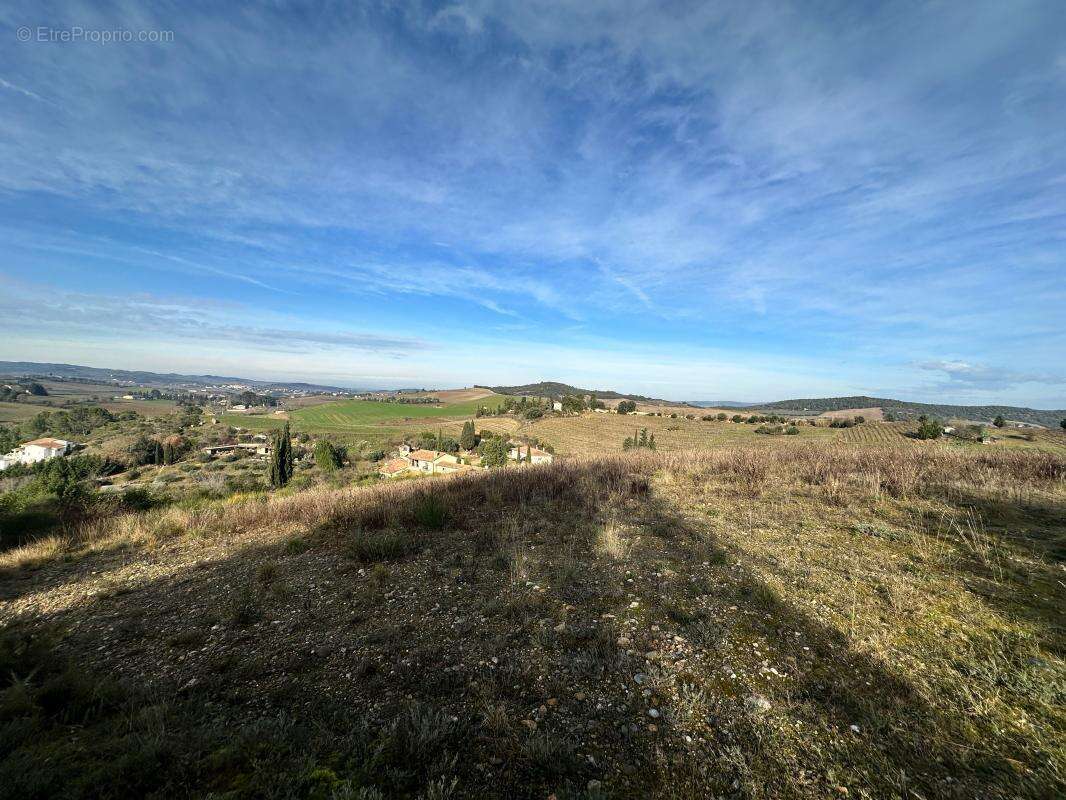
(379, 457, 412, 478)
(408, 449, 440, 473)
(507, 443, 554, 464)
(401, 449, 481, 475)
(0, 437, 76, 471)
(201, 442, 272, 458)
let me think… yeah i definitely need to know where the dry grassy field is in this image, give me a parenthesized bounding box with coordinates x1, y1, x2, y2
(1, 446, 1063, 798)
(526, 413, 835, 455)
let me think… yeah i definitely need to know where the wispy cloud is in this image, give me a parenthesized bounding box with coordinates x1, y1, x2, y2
(0, 76, 55, 105)
(0, 1, 1063, 403)
(0, 280, 430, 358)
(914, 360, 1064, 392)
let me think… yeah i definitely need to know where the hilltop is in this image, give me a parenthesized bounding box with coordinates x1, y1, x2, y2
(1, 447, 1063, 798)
(750, 395, 1066, 427)
(482, 382, 687, 406)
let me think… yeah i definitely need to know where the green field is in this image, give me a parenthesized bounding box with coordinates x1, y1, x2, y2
(218, 396, 508, 448)
(292, 397, 495, 427)
(0, 402, 42, 423)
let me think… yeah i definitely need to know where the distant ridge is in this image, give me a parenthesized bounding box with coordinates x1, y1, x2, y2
(480, 381, 687, 406)
(749, 395, 1066, 428)
(0, 361, 356, 394)
(687, 400, 760, 409)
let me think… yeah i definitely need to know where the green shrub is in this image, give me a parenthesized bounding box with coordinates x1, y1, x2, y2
(120, 486, 158, 511)
(346, 529, 418, 562)
(412, 494, 449, 529)
(915, 418, 943, 440)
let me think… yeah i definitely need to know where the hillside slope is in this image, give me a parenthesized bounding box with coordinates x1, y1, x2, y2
(1, 449, 1063, 798)
(752, 395, 1066, 427)
(483, 381, 686, 406)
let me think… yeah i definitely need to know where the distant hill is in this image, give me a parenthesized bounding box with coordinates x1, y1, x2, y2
(688, 400, 760, 408)
(750, 395, 1066, 427)
(0, 361, 356, 395)
(481, 381, 687, 406)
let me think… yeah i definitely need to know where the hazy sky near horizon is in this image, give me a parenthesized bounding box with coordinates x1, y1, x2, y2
(1, 1, 1064, 405)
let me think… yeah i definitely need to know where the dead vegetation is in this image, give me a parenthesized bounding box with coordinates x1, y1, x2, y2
(0, 445, 1063, 798)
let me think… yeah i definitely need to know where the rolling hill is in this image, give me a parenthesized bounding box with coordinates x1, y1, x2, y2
(482, 381, 687, 406)
(0, 361, 357, 394)
(750, 395, 1066, 427)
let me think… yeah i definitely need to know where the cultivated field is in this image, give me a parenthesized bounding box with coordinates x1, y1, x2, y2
(219, 393, 513, 448)
(525, 413, 837, 455)
(293, 396, 497, 427)
(0, 402, 41, 423)
(837, 421, 915, 445)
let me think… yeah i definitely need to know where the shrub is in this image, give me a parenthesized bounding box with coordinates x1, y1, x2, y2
(754, 424, 784, 435)
(314, 440, 343, 472)
(412, 493, 449, 529)
(120, 486, 158, 511)
(346, 529, 418, 562)
(915, 418, 943, 440)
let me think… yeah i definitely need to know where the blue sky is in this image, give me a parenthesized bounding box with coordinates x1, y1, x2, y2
(1, 1, 1064, 405)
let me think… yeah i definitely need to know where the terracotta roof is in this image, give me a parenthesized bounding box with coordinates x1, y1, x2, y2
(379, 458, 411, 474)
(23, 438, 70, 449)
(408, 449, 440, 461)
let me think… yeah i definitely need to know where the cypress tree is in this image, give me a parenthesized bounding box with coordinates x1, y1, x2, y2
(460, 420, 476, 451)
(270, 422, 294, 488)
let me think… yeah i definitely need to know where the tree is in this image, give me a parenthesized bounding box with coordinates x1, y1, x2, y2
(623, 427, 655, 450)
(561, 394, 586, 414)
(993, 415, 1006, 428)
(0, 426, 17, 455)
(460, 421, 477, 451)
(915, 417, 943, 440)
(270, 423, 294, 488)
(1061, 419, 1066, 431)
(616, 400, 636, 414)
(478, 436, 509, 468)
(36, 457, 88, 509)
(314, 440, 342, 472)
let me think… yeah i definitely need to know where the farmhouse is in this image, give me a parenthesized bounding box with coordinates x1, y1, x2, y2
(378, 457, 412, 478)
(201, 442, 272, 458)
(507, 443, 554, 464)
(408, 449, 440, 473)
(384, 449, 483, 477)
(0, 437, 77, 471)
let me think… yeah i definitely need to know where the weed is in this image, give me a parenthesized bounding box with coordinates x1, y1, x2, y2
(412, 493, 449, 529)
(229, 582, 263, 626)
(347, 528, 419, 562)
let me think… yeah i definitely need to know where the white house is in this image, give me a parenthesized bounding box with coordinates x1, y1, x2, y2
(0, 437, 75, 470)
(408, 449, 441, 473)
(507, 443, 554, 464)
